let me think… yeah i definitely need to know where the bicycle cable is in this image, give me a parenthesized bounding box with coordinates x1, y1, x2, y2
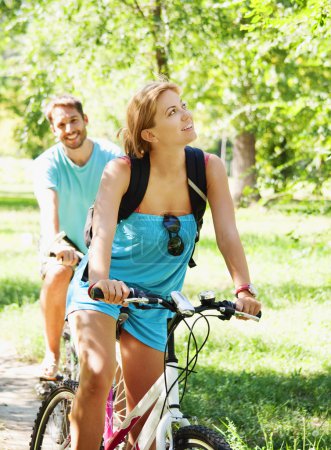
(161, 311, 212, 417)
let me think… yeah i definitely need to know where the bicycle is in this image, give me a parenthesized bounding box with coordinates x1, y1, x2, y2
(34, 301, 81, 402)
(30, 311, 127, 449)
(34, 231, 83, 398)
(29, 287, 261, 450)
(30, 330, 126, 449)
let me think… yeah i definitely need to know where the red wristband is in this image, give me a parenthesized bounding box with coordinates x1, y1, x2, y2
(234, 284, 257, 298)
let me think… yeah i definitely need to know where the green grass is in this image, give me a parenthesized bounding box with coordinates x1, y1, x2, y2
(0, 157, 330, 449)
(179, 206, 331, 449)
(176, 299, 331, 449)
(0, 159, 42, 358)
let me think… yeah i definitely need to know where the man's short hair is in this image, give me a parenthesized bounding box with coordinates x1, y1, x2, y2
(44, 94, 85, 123)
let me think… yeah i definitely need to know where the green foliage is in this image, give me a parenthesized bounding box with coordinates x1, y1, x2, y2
(239, 0, 331, 192)
(1, 0, 330, 195)
(0, 277, 40, 308)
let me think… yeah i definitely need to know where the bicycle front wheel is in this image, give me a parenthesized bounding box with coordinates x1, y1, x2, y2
(30, 380, 78, 450)
(174, 425, 232, 450)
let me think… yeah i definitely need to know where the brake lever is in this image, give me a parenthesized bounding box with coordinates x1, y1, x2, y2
(234, 311, 261, 322)
(218, 307, 234, 321)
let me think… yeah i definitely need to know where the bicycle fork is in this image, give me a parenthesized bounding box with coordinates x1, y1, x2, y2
(155, 326, 190, 450)
(155, 361, 190, 450)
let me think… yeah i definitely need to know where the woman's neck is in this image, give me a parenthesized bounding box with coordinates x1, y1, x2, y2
(149, 145, 186, 175)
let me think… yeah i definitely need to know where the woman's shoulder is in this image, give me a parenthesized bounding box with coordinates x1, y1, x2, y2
(204, 152, 225, 169)
(101, 155, 131, 190)
(202, 151, 211, 165)
(118, 155, 131, 165)
(205, 153, 228, 185)
(104, 155, 131, 172)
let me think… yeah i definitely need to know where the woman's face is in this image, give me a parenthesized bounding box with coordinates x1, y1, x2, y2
(148, 89, 197, 147)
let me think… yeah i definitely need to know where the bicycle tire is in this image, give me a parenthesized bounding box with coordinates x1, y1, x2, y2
(62, 322, 79, 381)
(173, 425, 232, 450)
(29, 380, 78, 450)
(103, 350, 127, 448)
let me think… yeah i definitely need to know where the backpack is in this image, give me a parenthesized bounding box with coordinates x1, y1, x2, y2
(84, 146, 207, 268)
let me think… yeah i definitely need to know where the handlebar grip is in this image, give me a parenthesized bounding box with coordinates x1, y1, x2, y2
(236, 304, 262, 319)
(88, 286, 148, 301)
(224, 300, 262, 319)
(89, 286, 104, 300)
(235, 304, 262, 319)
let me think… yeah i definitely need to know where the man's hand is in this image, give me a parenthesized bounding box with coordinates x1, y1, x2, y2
(51, 243, 80, 267)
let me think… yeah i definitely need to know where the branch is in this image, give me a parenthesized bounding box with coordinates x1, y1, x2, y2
(134, 0, 145, 18)
(120, 0, 145, 19)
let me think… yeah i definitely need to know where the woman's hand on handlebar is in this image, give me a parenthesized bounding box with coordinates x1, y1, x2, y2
(88, 279, 130, 306)
(235, 295, 261, 320)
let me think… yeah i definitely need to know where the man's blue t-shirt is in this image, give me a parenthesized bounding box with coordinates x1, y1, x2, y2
(33, 140, 121, 253)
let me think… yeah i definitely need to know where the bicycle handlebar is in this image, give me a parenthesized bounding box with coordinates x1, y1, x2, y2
(89, 287, 261, 322)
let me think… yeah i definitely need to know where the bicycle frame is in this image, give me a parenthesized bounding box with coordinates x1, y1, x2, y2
(104, 321, 190, 450)
(29, 290, 260, 450)
(101, 291, 261, 450)
(72, 290, 259, 450)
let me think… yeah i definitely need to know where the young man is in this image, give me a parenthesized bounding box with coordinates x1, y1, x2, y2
(33, 94, 121, 379)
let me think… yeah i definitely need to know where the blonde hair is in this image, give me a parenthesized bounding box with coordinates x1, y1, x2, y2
(121, 81, 180, 158)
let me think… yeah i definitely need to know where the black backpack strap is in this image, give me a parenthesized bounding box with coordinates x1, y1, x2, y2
(118, 154, 150, 221)
(82, 155, 150, 282)
(185, 146, 207, 268)
(84, 155, 151, 250)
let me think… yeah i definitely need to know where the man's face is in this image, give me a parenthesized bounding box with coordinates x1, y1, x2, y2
(50, 106, 88, 150)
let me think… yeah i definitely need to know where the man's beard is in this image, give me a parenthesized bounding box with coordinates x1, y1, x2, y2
(62, 129, 87, 149)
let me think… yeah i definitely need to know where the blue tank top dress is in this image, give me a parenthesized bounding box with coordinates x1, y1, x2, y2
(66, 213, 197, 351)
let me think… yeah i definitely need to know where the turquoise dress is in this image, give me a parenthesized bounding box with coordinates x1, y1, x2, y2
(66, 213, 197, 351)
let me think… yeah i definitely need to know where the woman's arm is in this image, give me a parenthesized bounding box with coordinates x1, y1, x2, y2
(206, 154, 261, 316)
(88, 158, 131, 303)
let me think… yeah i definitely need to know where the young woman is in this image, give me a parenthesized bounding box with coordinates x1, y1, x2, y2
(66, 81, 261, 450)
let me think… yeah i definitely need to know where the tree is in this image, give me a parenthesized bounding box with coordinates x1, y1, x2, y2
(1, 0, 330, 201)
(240, 0, 331, 196)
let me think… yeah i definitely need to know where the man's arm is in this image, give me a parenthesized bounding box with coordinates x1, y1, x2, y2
(36, 188, 79, 266)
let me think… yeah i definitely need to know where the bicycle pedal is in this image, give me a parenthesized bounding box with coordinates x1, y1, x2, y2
(35, 381, 55, 399)
(39, 373, 64, 382)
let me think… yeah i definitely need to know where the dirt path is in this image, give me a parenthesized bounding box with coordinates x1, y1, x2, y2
(0, 341, 40, 450)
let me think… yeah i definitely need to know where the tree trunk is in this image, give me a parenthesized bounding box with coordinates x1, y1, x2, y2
(151, 0, 170, 77)
(231, 131, 259, 205)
